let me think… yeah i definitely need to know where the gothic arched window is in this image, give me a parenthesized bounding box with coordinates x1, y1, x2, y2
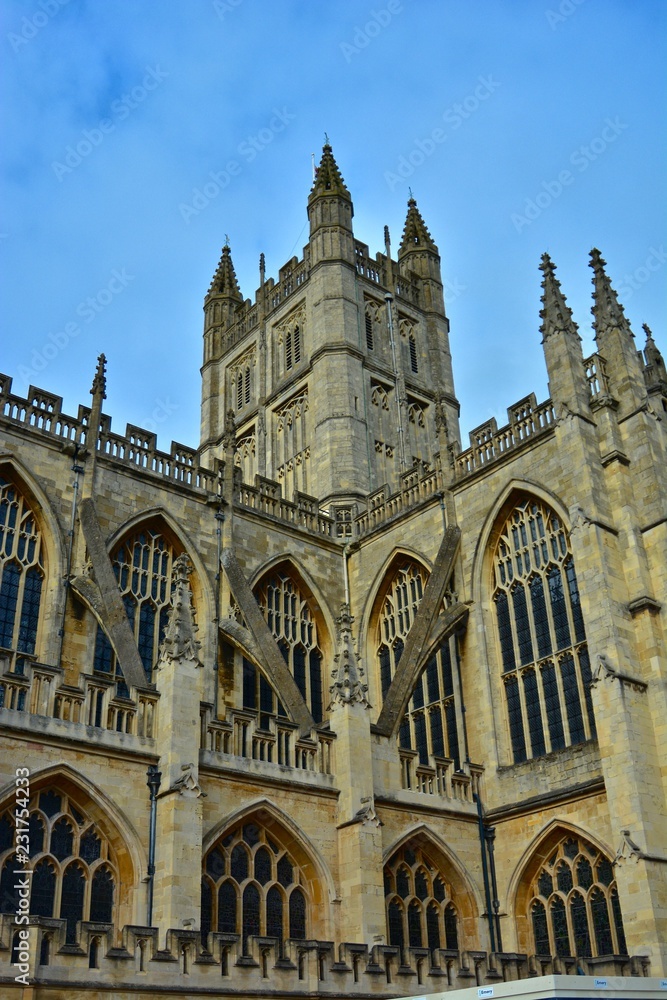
(93, 524, 182, 686)
(0, 475, 44, 658)
(201, 821, 308, 953)
(527, 834, 627, 958)
(0, 789, 117, 944)
(384, 843, 460, 955)
(492, 497, 595, 763)
(255, 572, 324, 723)
(377, 561, 461, 768)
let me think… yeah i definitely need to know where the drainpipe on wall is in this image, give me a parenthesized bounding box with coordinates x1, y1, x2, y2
(474, 790, 497, 954)
(146, 765, 162, 927)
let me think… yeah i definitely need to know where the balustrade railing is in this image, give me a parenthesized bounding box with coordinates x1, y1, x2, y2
(354, 465, 443, 536)
(203, 707, 334, 777)
(455, 395, 556, 478)
(399, 749, 483, 803)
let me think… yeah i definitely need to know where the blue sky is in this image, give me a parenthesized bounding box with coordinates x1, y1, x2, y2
(1, 0, 665, 453)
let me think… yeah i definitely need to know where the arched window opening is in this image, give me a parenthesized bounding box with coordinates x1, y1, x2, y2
(526, 833, 627, 958)
(0, 475, 45, 656)
(384, 843, 462, 955)
(492, 497, 595, 763)
(285, 326, 301, 372)
(202, 821, 309, 952)
(365, 312, 374, 350)
(93, 524, 184, 687)
(376, 560, 462, 769)
(0, 789, 118, 946)
(255, 572, 325, 723)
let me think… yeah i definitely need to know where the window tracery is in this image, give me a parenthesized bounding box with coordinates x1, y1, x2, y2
(255, 572, 323, 722)
(274, 389, 309, 497)
(229, 347, 256, 412)
(384, 843, 459, 953)
(0, 475, 44, 657)
(528, 834, 627, 958)
(0, 789, 117, 944)
(376, 561, 461, 768)
(234, 429, 257, 484)
(93, 525, 182, 687)
(201, 821, 308, 953)
(492, 497, 595, 763)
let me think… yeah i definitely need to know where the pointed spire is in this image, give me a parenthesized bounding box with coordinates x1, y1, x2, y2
(329, 604, 369, 709)
(590, 248, 633, 340)
(159, 554, 201, 663)
(309, 141, 351, 202)
(539, 253, 580, 341)
(398, 196, 438, 256)
(90, 353, 107, 400)
(206, 242, 243, 302)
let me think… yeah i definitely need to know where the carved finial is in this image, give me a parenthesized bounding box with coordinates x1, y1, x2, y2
(539, 254, 580, 341)
(158, 553, 201, 664)
(259, 252, 266, 283)
(91, 354, 107, 400)
(329, 604, 370, 709)
(222, 408, 236, 451)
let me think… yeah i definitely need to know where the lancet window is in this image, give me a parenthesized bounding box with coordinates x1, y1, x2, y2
(492, 497, 595, 764)
(384, 842, 459, 953)
(0, 475, 44, 658)
(0, 788, 117, 944)
(528, 834, 627, 958)
(201, 821, 308, 952)
(93, 525, 181, 686)
(285, 325, 301, 371)
(377, 560, 461, 767)
(255, 571, 323, 723)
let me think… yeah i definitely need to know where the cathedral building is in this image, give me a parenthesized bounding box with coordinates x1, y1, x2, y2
(0, 143, 666, 997)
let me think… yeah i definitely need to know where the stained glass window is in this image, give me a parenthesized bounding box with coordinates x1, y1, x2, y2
(384, 843, 461, 955)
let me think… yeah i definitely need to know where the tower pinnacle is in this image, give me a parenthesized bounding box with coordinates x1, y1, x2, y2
(539, 253, 580, 341)
(398, 196, 438, 256)
(206, 243, 243, 303)
(590, 248, 633, 340)
(309, 142, 351, 203)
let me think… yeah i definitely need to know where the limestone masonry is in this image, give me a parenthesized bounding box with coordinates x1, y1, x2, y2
(0, 143, 665, 998)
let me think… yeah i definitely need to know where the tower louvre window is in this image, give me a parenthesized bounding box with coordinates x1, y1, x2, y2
(492, 497, 595, 764)
(365, 312, 374, 350)
(409, 334, 418, 373)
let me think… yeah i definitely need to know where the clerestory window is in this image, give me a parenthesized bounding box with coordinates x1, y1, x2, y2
(376, 560, 461, 769)
(93, 525, 182, 687)
(255, 572, 323, 723)
(0, 475, 44, 658)
(492, 497, 595, 764)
